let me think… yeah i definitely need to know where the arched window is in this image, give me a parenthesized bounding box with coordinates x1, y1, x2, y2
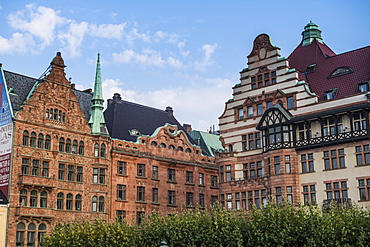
(20, 189, 27, 206)
(37, 133, 44, 149)
(45, 109, 49, 119)
(159, 143, 166, 148)
(99, 196, 105, 212)
(75, 194, 82, 211)
(45, 135, 51, 150)
(66, 193, 73, 210)
(94, 144, 99, 157)
(100, 143, 106, 158)
(54, 109, 58, 120)
(92, 196, 98, 212)
(16, 223, 25, 246)
(72, 140, 78, 154)
(59, 138, 65, 152)
(185, 148, 192, 153)
(38, 224, 47, 245)
(62, 113, 66, 122)
(65, 139, 71, 153)
(23, 130, 29, 146)
(169, 145, 175, 150)
(177, 146, 184, 152)
(30, 132, 36, 147)
(30, 190, 37, 207)
(150, 141, 158, 147)
(78, 141, 84, 155)
(329, 67, 353, 78)
(228, 144, 233, 152)
(57, 192, 64, 210)
(40, 191, 47, 208)
(27, 223, 36, 247)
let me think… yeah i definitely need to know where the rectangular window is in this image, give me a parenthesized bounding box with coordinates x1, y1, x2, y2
(257, 104, 263, 115)
(68, 165, 74, 181)
(100, 169, 106, 184)
(199, 173, 204, 185)
(93, 168, 98, 183)
(137, 164, 146, 177)
(355, 145, 370, 166)
(168, 190, 176, 205)
(211, 195, 218, 206)
(267, 101, 273, 109)
(117, 161, 127, 175)
(41, 161, 49, 177)
(287, 96, 294, 109)
(117, 184, 126, 200)
(152, 188, 158, 203)
(325, 180, 348, 200)
(242, 135, 247, 151)
(358, 178, 370, 201)
(116, 210, 126, 221)
(226, 172, 232, 181)
(186, 171, 194, 184)
(22, 158, 29, 175)
(168, 169, 176, 182)
(199, 193, 205, 208)
(58, 164, 65, 180)
(211, 175, 218, 187)
(186, 192, 194, 207)
(247, 106, 254, 118)
(31, 160, 39, 176)
(238, 108, 244, 120)
(275, 164, 281, 175)
(323, 149, 346, 170)
(152, 166, 158, 179)
(302, 184, 316, 205)
(76, 166, 83, 182)
(137, 186, 145, 202)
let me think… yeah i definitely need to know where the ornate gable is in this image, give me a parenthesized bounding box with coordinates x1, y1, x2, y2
(257, 105, 293, 129)
(16, 53, 90, 133)
(247, 34, 280, 59)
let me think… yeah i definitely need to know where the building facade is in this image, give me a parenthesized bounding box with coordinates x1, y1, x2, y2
(0, 52, 218, 246)
(217, 22, 370, 210)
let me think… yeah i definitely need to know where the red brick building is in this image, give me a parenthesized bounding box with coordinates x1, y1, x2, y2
(1, 52, 218, 246)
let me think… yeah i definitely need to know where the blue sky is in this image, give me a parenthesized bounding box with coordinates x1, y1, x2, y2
(0, 0, 369, 131)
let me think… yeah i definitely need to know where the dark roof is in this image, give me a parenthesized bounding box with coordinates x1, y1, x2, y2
(288, 39, 370, 101)
(4, 70, 38, 113)
(4, 70, 92, 118)
(104, 94, 195, 144)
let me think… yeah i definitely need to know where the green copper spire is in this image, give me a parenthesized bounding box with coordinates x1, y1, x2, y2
(301, 21, 323, 46)
(88, 53, 108, 135)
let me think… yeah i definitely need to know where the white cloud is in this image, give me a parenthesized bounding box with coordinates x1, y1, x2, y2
(8, 4, 65, 48)
(101, 76, 234, 131)
(112, 48, 165, 67)
(167, 57, 183, 68)
(58, 21, 89, 57)
(125, 28, 151, 47)
(0, 32, 35, 54)
(194, 43, 218, 71)
(89, 23, 126, 40)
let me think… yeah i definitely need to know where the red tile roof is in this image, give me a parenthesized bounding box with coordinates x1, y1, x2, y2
(288, 39, 370, 101)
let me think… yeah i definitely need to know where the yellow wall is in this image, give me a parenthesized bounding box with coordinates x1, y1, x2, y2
(0, 205, 8, 247)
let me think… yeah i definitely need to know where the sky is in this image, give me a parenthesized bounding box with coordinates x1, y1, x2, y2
(0, 0, 369, 131)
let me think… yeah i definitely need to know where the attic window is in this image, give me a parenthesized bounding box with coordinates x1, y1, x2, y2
(359, 81, 370, 93)
(8, 88, 17, 95)
(129, 129, 141, 136)
(306, 64, 316, 74)
(328, 67, 353, 78)
(325, 88, 338, 100)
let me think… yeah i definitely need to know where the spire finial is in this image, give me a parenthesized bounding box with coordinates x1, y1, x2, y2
(88, 53, 108, 135)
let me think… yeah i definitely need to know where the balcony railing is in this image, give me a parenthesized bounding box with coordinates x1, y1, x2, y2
(296, 129, 368, 150)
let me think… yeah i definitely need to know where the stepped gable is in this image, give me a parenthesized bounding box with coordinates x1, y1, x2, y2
(104, 93, 195, 144)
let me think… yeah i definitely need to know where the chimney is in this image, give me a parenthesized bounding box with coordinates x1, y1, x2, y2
(165, 106, 173, 117)
(183, 124, 192, 133)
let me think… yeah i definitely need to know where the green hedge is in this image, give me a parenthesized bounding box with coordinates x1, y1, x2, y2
(43, 203, 370, 247)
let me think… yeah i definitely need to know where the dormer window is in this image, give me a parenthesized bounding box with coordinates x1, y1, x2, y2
(129, 129, 141, 136)
(359, 81, 370, 93)
(237, 108, 244, 120)
(306, 64, 316, 74)
(328, 67, 353, 78)
(325, 88, 337, 100)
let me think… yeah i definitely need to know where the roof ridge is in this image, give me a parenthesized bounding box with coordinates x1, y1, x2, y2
(120, 99, 167, 113)
(325, 45, 370, 58)
(4, 70, 38, 80)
